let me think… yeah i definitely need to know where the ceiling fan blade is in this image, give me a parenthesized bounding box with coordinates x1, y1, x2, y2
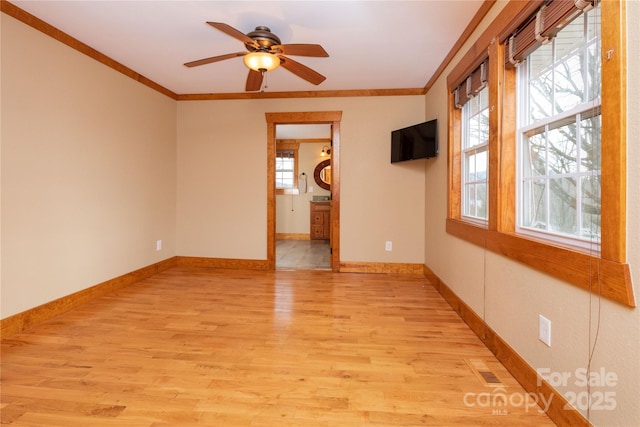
(273, 44, 329, 57)
(207, 22, 257, 48)
(279, 56, 326, 85)
(184, 52, 246, 67)
(246, 69, 264, 92)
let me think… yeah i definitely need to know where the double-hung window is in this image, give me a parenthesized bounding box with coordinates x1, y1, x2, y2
(275, 150, 295, 188)
(513, 2, 601, 250)
(462, 86, 489, 222)
(275, 142, 299, 195)
(455, 61, 490, 224)
(446, 0, 632, 306)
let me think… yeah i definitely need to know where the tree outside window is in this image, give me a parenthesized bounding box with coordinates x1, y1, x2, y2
(518, 5, 601, 248)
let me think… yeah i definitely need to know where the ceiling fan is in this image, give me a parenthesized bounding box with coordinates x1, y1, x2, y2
(184, 22, 329, 92)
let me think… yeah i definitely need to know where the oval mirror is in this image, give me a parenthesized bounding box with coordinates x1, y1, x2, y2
(314, 159, 331, 191)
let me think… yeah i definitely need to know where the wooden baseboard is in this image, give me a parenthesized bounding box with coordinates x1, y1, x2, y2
(276, 233, 311, 240)
(340, 261, 425, 274)
(423, 265, 590, 427)
(1, 257, 178, 339)
(176, 256, 270, 270)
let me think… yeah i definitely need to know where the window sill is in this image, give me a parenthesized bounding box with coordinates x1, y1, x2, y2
(276, 188, 300, 196)
(446, 218, 635, 307)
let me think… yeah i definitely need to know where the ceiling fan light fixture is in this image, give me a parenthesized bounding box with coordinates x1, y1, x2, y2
(243, 51, 280, 72)
(186, 22, 327, 91)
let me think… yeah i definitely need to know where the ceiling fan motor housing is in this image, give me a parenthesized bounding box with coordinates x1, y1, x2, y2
(245, 26, 281, 51)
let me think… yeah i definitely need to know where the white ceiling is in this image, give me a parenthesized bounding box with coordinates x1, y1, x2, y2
(12, 0, 484, 95)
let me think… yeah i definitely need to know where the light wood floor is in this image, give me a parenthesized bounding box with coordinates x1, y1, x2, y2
(1, 267, 554, 426)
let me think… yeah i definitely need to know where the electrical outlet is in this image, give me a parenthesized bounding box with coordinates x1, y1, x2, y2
(156, 240, 162, 251)
(539, 315, 551, 347)
(385, 241, 393, 251)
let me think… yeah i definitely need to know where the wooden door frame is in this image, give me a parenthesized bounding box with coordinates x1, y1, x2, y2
(266, 111, 342, 271)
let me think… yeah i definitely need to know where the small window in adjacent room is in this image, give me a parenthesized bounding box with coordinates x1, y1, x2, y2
(275, 143, 299, 195)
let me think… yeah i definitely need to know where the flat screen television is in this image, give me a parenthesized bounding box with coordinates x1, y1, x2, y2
(390, 119, 438, 163)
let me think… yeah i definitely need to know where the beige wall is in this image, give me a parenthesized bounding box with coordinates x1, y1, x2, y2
(177, 96, 427, 264)
(0, 15, 177, 318)
(423, 2, 639, 425)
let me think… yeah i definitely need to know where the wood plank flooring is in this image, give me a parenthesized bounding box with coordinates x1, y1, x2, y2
(1, 267, 555, 426)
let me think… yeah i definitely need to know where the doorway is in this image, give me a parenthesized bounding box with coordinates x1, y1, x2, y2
(274, 124, 331, 270)
(265, 111, 342, 271)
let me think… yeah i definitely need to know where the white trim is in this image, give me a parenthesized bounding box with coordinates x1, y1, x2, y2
(516, 225, 601, 254)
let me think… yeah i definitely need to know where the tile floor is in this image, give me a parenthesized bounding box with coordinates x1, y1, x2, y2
(276, 239, 331, 270)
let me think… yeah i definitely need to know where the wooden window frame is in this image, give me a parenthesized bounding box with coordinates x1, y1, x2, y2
(461, 85, 490, 224)
(275, 141, 299, 195)
(446, 0, 634, 307)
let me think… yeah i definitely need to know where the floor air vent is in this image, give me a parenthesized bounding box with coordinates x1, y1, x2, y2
(465, 358, 503, 386)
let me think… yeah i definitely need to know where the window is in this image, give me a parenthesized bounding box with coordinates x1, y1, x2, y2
(463, 85, 489, 222)
(275, 142, 299, 195)
(452, 60, 490, 225)
(446, 0, 632, 306)
(275, 150, 295, 188)
(516, 5, 602, 250)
